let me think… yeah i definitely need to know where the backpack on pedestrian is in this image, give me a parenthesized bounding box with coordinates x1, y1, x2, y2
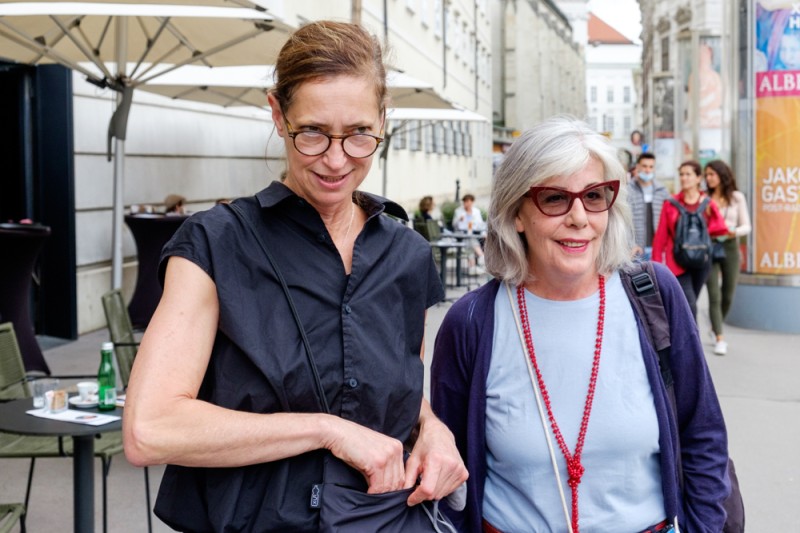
(667, 196, 712, 269)
(621, 261, 745, 533)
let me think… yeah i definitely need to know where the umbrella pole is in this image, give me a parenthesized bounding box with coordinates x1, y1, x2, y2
(111, 137, 125, 289)
(111, 16, 128, 290)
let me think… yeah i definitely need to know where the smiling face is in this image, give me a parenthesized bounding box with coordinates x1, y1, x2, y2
(514, 158, 609, 296)
(269, 75, 383, 214)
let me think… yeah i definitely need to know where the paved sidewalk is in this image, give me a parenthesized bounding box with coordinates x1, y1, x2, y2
(1, 285, 797, 531)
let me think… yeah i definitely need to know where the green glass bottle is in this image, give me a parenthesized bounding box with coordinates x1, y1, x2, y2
(98, 342, 117, 411)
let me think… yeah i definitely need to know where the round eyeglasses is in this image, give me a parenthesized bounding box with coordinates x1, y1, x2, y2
(524, 180, 621, 217)
(284, 118, 384, 159)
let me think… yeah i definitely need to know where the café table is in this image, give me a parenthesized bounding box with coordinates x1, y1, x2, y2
(0, 398, 122, 532)
(0, 222, 52, 373)
(125, 214, 188, 328)
(430, 239, 468, 290)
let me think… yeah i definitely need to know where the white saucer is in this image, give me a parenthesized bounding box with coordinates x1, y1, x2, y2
(69, 396, 99, 409)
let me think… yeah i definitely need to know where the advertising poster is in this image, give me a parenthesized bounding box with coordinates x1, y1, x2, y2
(652, 76, 677, 180)
(754, 1, 800, 274)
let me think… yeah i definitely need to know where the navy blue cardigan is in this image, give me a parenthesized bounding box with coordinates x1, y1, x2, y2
(431, 263, 730, 532)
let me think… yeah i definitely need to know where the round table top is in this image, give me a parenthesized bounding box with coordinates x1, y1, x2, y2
(0, 222, 51, 235)
(0, 397, 122, 438)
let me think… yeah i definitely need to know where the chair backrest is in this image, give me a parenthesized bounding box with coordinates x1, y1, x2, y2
(414, 220, 431, 240)
(101, 290, 138, 388)
(0, 322, 31, 400)
(426, 220, 442, 241)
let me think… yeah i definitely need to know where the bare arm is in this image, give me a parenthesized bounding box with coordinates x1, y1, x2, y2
(123, 256, 409, 493)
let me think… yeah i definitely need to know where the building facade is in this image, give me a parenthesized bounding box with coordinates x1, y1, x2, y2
(585, 13, 643, 163)
(491, 0, 586, 156)
(637, 0, 800, 333)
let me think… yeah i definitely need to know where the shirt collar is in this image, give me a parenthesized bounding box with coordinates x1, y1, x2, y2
(255, 181, 409, 222)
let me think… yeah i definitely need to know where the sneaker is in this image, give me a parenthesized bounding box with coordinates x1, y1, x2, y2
(713, 340, 728, 356)
(709, 330, 717, 346)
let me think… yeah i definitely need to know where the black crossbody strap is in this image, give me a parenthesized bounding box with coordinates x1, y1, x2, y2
(227, 201, 331, 414)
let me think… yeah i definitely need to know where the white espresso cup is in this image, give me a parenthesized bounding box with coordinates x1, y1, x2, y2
(77, 381, 99, 402)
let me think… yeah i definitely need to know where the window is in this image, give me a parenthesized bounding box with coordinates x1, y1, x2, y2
(434, 122, 445, 153)
(409, 120, 421, 151)
(420, 0, 430, 27)
(589, 115, 598, 131)
(423, 121, 433, 153)
(624, 116, 632, 135)
(590, 86, 597, 103)
(606, 86, 614, 103)
(434, 0, 442, 38)
(661, 37, 669, 72)
(392, 122, 407, 150)
(444, 122, 455, 154)
(623, 86, 631, 103)
(603, 115, 614, 133)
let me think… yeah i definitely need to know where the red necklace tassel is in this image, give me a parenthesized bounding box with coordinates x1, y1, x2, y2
(516, 275, 606, 533)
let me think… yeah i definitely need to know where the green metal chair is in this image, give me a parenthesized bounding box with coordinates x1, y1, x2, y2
(0, 322, 150, 533)
(101, 289, 140, 389)
(100, 290, 152, 531)
(0, 502, 25, 533)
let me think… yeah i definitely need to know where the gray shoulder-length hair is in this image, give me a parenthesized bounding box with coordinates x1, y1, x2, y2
(484, 116, 634, 286)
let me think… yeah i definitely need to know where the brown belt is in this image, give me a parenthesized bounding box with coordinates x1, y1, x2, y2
(482, 519, 503, 533)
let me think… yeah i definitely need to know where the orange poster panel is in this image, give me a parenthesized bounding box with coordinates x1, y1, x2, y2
(754, 95, 800, 274)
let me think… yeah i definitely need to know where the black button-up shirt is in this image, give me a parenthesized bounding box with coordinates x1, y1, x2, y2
(154, 182, 443, 532)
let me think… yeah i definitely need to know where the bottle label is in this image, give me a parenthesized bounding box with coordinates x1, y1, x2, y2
(99, 387, 117, 408)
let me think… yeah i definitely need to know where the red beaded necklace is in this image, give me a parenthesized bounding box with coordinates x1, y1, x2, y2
(516, 274, 606, 533)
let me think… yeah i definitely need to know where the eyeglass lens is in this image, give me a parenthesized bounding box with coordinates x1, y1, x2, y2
(294, 131, 379, 158)
(533, 182, 618, 216)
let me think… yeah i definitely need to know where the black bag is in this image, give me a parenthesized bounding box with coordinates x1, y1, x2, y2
(712, 240, 727, 263)
(228, 202, 456, 533)
(621, 262, 745, 532)
(314, 454, 455, 533)
(668, 197, 712, 269)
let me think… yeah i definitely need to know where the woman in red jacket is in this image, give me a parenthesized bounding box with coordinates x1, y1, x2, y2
(652, 160, 728, 319)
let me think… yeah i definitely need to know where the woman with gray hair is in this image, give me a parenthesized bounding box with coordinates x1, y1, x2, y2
(431, 117, 729, 532)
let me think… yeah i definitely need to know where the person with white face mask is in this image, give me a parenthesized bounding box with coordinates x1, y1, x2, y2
(628, 153, 670, 260)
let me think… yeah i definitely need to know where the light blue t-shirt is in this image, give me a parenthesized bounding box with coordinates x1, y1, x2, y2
(483, 272, 664, 532)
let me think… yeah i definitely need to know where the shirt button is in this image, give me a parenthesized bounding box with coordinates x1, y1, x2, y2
(317, 234, 327, 243)
(347, 378, 358, 388)
(343, 304, 352, 314)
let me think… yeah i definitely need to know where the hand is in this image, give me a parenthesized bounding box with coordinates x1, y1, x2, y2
(403, 416, 468, 506)
(324, 417, 406, 494)
(632, 245, 644, 258)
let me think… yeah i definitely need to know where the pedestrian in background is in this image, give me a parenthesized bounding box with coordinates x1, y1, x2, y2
(704, 159, 752, 355)
(432, 117, 729, 533)
(628, 153, 670, 260)
(652, 160, 728, 319)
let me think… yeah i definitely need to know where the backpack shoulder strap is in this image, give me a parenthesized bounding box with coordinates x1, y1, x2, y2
(620, 262, 673, 387)
(666, 196, 684, 213)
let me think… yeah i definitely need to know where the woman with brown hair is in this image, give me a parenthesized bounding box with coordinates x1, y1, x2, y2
(124, 21, 466, 531)
(651, 160, 728, 319)
(704, 160, 752, 355)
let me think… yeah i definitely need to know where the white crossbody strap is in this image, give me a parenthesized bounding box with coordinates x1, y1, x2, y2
(505, 282, 574, 533)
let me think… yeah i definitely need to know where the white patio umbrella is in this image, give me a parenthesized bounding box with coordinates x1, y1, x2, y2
(138, 65, 455, 110)
(0, 1, 292, 288)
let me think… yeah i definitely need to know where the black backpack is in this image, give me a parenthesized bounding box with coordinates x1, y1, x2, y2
(621, 262, 745, 533)
(667, 196, 712, 269)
